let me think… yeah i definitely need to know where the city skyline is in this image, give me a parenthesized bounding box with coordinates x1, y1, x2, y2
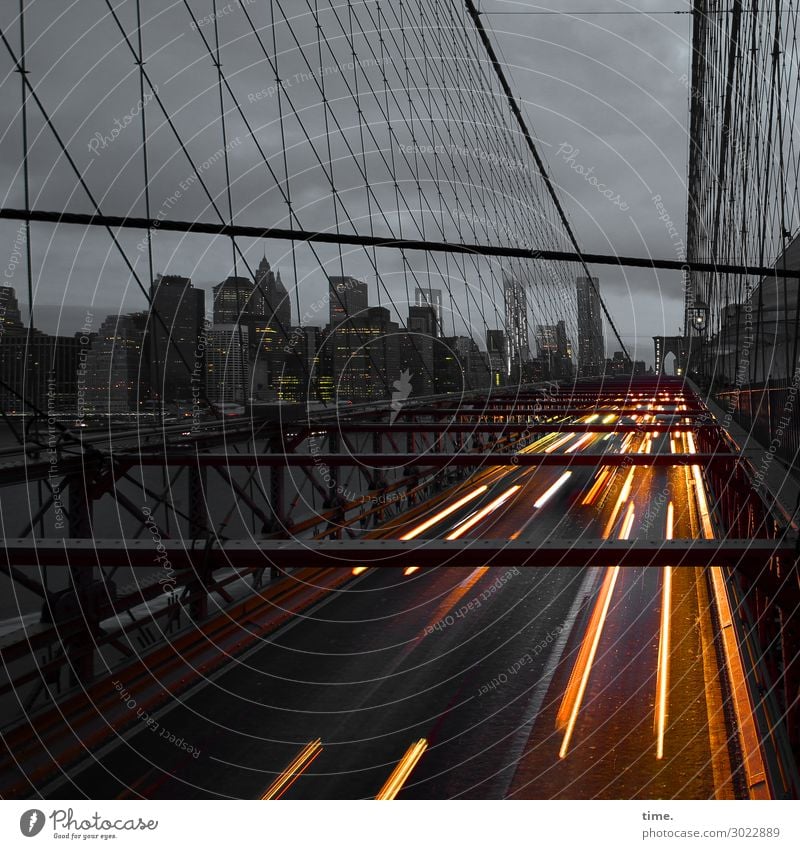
(1, 261, 662, 419)
(1, 0, 798, 816)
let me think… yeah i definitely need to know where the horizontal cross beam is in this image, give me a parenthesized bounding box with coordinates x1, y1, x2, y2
(394, 407, 705, 417)
(295, 422, 720, 435)
(3, 207, 798, 279)
(138, 452, 734, 467)
(2, 538, 793, 570)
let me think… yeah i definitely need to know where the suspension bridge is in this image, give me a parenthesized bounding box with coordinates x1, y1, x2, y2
(0, 0, 799, 800)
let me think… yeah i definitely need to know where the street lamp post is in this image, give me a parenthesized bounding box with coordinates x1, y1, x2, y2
(687, 299, 709, 382)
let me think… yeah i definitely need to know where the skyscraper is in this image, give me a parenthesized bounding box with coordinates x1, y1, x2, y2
(212, 276, 265, 325)
(0, 330, 83, 414)
(84, 313, 148, 413)
(256, 255, 291, 333)
(206, 324, 250, 404)
(147, 274, 205, 402)
(535, 324, 559, 359)
(486, 329, 507, 387)
(277, 326, 320, 403)
(404, 305, 437, 397)
(0, 286, 23, 333)
(576, 276, 605, 377)
(503, 268, 531, 377)
(328, 276, 369, 328)
(414, 287, 443, 336)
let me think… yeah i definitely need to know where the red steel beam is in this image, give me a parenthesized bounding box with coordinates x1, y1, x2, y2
(132, 452, 737, 467)
(291, 422, 720, 435)
(394, 407, 704, 417)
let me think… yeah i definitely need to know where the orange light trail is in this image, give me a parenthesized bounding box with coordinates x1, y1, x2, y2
(351, 566, 368, 576)
(708, 566, 770, 798)
(655, 557, 672, 760)
(375, 739, 428, 799)
(601, 466, 636, 539)
(557, 565, 621, 757)
(399, 485, 488, 540)
(686, 432, 714, 539)
(403, 566, 420, 576)
(619, 501, 636, 540)
(446, 485, 521, 539)
(581, 467, 612, 506)
(544, 433, 576, 453)
(261, 739, 323, 800)
(565, 433, 596, 453)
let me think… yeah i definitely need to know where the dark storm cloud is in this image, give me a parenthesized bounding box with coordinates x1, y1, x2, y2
(0, 0, 692, 362)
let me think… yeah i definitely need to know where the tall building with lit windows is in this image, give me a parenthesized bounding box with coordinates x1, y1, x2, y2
(576, 276, 605, 377)
(212, 276, 264, 326)
(328, 276, 368, 328)
(486, 329, 507, 387)
(84, 313, 148, 413)
(206, 324, 249, 404)
(503, 268, 531, 378)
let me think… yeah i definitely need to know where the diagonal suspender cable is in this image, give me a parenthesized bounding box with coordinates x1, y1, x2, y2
(464, 0, 631, 364)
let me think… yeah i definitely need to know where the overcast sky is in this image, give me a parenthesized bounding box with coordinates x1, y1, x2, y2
(0, 0, 694, 366)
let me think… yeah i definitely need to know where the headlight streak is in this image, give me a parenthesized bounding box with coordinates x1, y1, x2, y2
(544, 432, 577, 454)
(533, 471, 573, 509)
(509, 472, 574, 540)
(445, 484, 521, 540)
(565, 433, 596, 453)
